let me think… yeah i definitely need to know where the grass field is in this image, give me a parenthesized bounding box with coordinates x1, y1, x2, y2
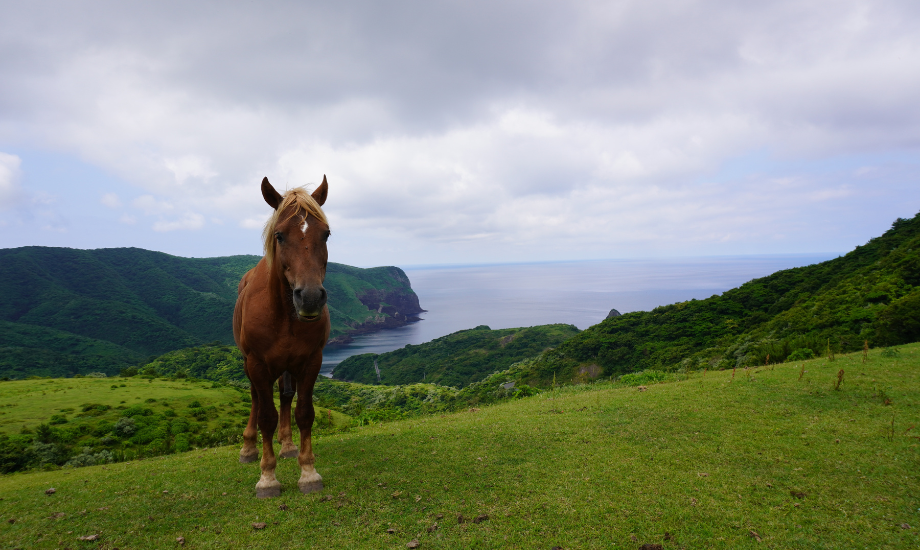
(1, 344, 918, 549)
(0, 377, 247, 435)
(0, 376, 350, 471)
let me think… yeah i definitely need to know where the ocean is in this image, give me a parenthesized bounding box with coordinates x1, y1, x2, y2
(320, 254, 836, 376)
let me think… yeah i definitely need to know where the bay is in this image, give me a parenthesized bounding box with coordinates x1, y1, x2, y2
(321, 253, 836, 375)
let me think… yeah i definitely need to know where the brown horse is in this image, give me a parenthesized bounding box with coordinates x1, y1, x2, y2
(233, 175, 331, 498)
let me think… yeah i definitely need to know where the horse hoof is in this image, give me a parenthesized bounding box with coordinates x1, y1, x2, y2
(299, 480, 323, 494)
(239, 451, 259, 464)
(256, 485, 282, 498)
(280, 448, 299, 459)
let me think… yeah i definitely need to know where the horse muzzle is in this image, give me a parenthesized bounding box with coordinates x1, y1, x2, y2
(293, 285, 326, 322)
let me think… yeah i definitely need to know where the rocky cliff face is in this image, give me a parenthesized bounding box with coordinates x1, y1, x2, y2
(357, 289, 425, 319)
(326, 288, 425, 346)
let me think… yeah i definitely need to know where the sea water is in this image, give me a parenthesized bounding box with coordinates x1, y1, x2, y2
(320, 254, 836, 376)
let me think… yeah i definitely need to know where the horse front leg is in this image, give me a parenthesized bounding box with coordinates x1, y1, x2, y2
(239, 382, 259, 463)
(254, 379, 282, 498)
(294, 371, 322, 494)
(277, 372, 298, 458)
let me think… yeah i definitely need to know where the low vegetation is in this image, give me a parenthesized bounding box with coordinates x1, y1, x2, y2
(333, 324, 580, 387)
(1, 343, 917, 549)
(0, 376, 348, 474)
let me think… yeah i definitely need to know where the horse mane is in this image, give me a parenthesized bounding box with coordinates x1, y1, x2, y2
(262, 186, 329, 268)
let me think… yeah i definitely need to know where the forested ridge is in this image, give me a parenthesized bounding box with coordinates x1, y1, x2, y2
(0, 247, 420, 379)
(516, 213, 920, 386)
(332, 324, 580, 387)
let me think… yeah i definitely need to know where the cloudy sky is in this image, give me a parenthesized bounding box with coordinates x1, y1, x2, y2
(1, 0, 918, 266)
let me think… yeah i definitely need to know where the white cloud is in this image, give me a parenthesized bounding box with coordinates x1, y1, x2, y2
(164, 155, 218, 185)
(101, 193, 122, 208)
(153, 212, 205, 232)
(0, 153, 23, 208)
(0, 0, 918, 261)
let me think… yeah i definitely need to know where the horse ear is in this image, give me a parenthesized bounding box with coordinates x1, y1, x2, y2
(261, 177, 283, 210)
(312, 175, 328, 206)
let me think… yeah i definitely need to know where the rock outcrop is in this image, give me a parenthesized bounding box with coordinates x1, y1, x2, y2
(606, 308, 621, 319)
(326, 288, 425, 346)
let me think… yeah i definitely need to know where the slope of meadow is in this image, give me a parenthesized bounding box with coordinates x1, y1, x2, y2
(1, 344, 917, 549)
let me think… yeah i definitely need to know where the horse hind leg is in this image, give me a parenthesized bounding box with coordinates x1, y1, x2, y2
(277, 372, 299, 458)
(239, 383, 259, 463)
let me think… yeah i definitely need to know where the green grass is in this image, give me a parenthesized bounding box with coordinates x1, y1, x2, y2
(0, 377, 350, 473)
(1, 344, 918, 548)
(0, 377, 246, 435)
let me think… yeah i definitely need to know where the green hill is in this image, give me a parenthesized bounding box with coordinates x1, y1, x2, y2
(332, 324, 581, 387)
(1, 344, 917, 548)
(512, 213, 920, 386)
(0, 247, 421, 379)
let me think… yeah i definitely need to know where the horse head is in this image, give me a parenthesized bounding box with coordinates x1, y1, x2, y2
(261, 176, 330, 322)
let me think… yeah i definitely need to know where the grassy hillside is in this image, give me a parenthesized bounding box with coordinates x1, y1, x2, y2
(0, 247, 421, 378)
(333, 324, 580, 387)
(0, 376, 349, 474)
(524, 213, 920, 386)
(124, 343, 540, 425)
(1, 344, 917, 549)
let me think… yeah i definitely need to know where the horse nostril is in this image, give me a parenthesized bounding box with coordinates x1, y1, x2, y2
(319, 288, 327, 301)
(293, 288, 303, 299)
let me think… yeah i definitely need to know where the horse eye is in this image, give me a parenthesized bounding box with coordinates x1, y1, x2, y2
(323, 231, 331, 242)
(275, 232, 284, 243)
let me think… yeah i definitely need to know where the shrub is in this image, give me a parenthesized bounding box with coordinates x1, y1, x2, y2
(120, 366, 139, 377)
(130, 428, 156, 446)
(171, 417, 190, 433)
(65, 447, 114, 468)
(619, 370, 668, 386)
(34, 423, 56, 443)
(48, 414, 68, 425)
(114, 417, 137, 437)
(122, 405, 153, 417)
(0, 434, 34, 473)
(140, 365, 159, 377)
(880, 347, 901, 358)
(93, 421, 114, 437)
(787, 348, 815, 362)
(174, 433, 190, 452)
(31, 442, 65, 466)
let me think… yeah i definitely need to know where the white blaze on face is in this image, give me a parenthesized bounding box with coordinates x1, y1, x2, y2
(300, 215, 309, 235)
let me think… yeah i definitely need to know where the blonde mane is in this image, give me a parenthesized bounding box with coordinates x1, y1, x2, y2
(262, 186, 329, 267)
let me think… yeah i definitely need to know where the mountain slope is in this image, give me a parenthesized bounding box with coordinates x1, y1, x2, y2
(518, 213, 920, 386)
(0, 247, 421, 378)
(332, 324, 580, 387)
